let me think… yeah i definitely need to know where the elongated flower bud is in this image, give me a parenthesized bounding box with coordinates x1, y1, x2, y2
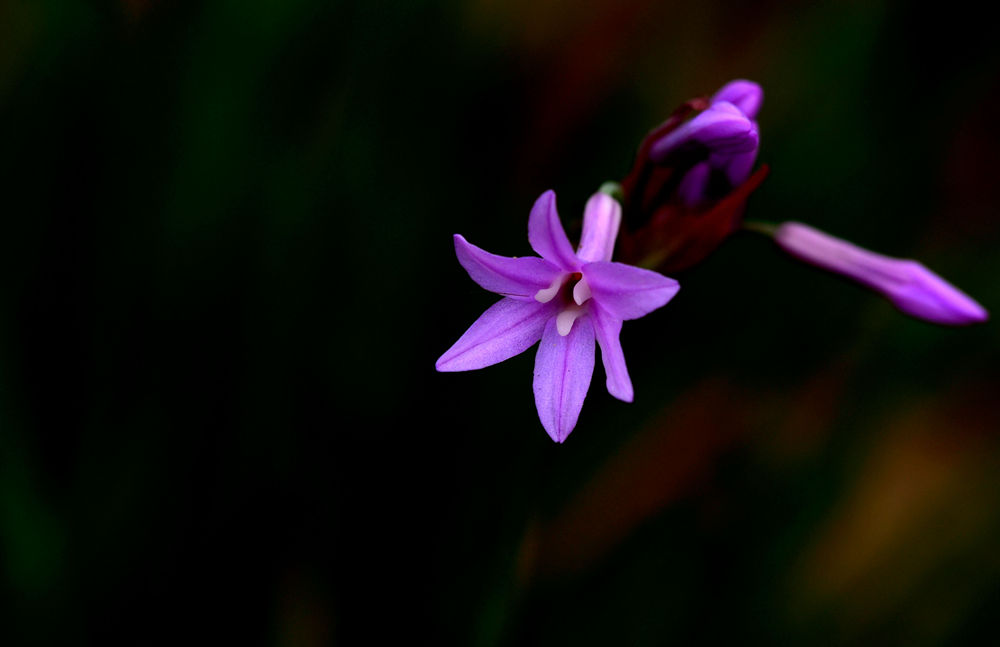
(774, 222, 988, 326)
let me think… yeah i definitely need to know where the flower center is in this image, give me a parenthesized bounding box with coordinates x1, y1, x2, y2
(534, 271, 592, 336)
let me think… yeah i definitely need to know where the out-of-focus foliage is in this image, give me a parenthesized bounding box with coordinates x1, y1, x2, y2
(1, 0, 999, 645)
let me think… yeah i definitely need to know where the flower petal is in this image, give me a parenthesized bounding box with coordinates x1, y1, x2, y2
(453, 234, 561, 299)
(676, 160, 711, 207)
(774, 222, 989, 326)
(590, 302, 633, 402)
(576, 192, 622, 263)
(528, 190, 579, 270)
(649, 101, 758, 162)
(533, 316, 595, 443)
(713, 137, 758, 187)
(711, 79, 763, 120)
(436, 298, 556, 372)
(890, 263, 989, 325)
(582, 262, 680, 321)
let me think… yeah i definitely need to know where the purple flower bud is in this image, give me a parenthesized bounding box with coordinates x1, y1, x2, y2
(711, 79, 763, 120)
(774, 222, 988, 326)
(618, 80, 768, 272)
(648, 101, 758, 163)
(645, 81, 763, 211)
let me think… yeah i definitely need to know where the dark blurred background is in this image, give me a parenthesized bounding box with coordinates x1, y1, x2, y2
(2, 0, 999, 644)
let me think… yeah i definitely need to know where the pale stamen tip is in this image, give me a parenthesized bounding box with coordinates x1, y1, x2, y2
(534, 274, 564, 303)
(572, 276, 592, 305)
(556, 305, 584, 336)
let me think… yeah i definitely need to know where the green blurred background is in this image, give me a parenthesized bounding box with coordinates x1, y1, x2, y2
(2, 0, 999, 644)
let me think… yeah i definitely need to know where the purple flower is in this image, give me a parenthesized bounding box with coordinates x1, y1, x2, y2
(774, 222, 988, 325)
(648, 79, 763, 207)
(618, 80, 768, 273)
(436, 191, 680, 442)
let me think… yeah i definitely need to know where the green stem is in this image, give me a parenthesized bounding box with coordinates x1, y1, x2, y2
(598, 181, 624, 203)
(741, 219, 779, 237)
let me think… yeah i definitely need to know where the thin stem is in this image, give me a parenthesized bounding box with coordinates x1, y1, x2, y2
(598, 181, 624, 203)
(741, 219, 778, 237)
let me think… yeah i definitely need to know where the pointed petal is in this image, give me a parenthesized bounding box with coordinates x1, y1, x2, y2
(436, 298, 556, 372)
(590, 302, 633, 402)
(582, 262, 680, 321)
(774, 222, 989, 326)
(533, 316, 595, 443)
(576, 193, 622, 263)
(711, 79, 763, 120)
(891, 263, 989, 325)
(528, 190, 579, 270)
(453, 234, 561, 299)
(649, 101, 758, 162)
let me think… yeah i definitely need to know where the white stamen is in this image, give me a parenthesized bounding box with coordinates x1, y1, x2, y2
(534, 274, 565, 303)
(572, 276, 592, 305)
(556, 305, 585, 336)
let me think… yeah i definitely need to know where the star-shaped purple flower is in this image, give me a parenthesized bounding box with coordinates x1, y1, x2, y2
(436, 191, 680, 443)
